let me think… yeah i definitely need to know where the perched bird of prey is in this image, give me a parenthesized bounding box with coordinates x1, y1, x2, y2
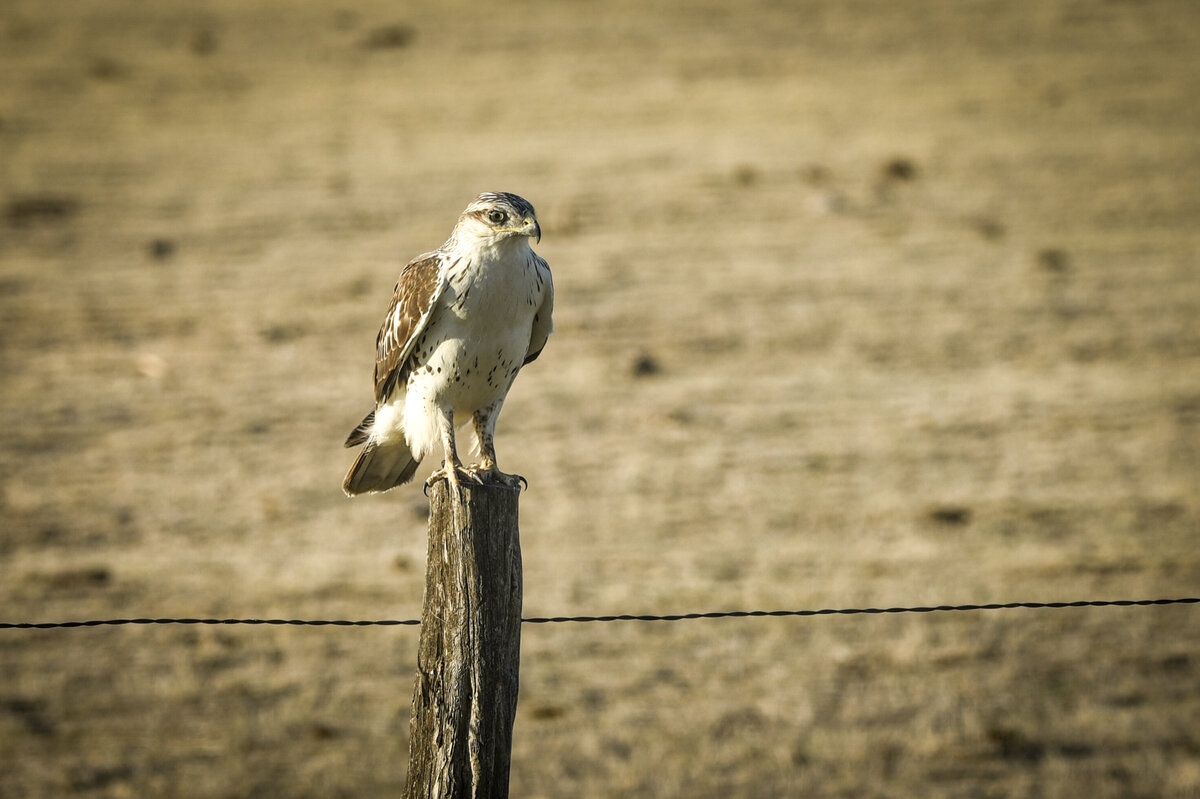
(343, 192, 554, 497)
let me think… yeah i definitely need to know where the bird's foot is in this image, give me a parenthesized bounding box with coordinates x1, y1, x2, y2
(425, 464, 473, 501)
(462, 465, 527, 491)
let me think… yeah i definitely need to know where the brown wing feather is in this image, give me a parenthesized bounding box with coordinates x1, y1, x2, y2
(374, 254, 445, 402)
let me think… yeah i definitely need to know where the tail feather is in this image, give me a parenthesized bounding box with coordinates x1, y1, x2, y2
(344, 410, 375, 448)
(343, 440, 421, 495)
(343, 409, 420, 495)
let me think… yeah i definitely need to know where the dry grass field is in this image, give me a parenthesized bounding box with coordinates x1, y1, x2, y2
(2, 1, 1199, 796)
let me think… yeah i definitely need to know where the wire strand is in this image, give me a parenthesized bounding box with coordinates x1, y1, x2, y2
(2, 597, 1196, 630)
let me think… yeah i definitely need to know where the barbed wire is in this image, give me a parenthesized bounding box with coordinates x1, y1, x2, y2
(522, 597, 1200, 623)
(2, 597, 1196, 630)
(0, 618, 420, 630)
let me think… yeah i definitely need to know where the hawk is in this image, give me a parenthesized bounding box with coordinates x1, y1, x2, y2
(342, 192, 554, 497)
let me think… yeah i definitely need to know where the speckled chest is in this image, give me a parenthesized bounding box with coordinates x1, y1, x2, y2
(404, 253, 542, 413)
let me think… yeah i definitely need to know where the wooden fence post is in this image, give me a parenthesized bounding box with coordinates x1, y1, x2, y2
(403, 478, 523, 799)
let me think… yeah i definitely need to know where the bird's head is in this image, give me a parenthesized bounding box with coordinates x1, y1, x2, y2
(455, 192, 541, 246)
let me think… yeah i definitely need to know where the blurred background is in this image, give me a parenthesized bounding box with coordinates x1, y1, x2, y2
(2, 1, 1198, 796)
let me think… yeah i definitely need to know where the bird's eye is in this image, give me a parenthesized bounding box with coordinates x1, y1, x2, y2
(487, 209, 507, 224)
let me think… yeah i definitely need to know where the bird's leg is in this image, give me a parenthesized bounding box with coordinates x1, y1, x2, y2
(466, 401, 525, 490)
(473, 403, 499, 472)
(426, 405, 468, 502)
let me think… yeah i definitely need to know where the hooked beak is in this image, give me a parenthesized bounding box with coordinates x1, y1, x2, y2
(523, 216, 541, 243)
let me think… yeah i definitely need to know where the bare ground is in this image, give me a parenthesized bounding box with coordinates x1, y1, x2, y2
(2, 1, 1199, 797)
